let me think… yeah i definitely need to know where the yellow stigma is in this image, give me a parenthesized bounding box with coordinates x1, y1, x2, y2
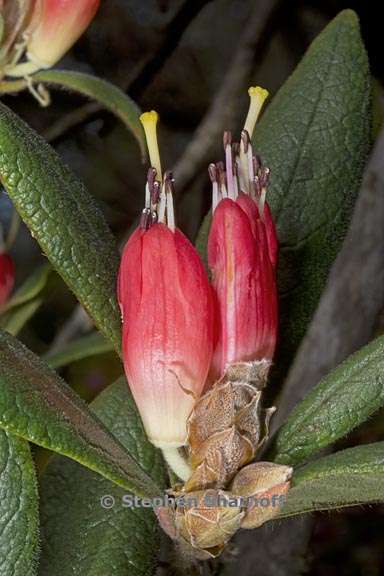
(243, 86, 269, 138)
(140, 111, 162, 179)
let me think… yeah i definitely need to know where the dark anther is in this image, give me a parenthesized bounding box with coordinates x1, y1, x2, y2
(223, 130, 232, 149)
(151, 181, 161, 205)
(232, 142, 240, 157)
(147, 167, 157, 191)
(140, 208, 153, 230)
(260, 167, 270, 188)
(208, 163, 217, 182)
(164, 170, 175, 194)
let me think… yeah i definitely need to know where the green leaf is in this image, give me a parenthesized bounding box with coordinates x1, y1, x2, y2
(280, 443, 384, 517)
(254, 10, 370, 372)
(0, 330, 161, 498)
(0, 430, 39, 576)
(44, 331, 116, 369)
(273, 336, 384, 467)
(196, 11, 370, 374)
(0, 263, 54, 335)
(0, 297, 43, 335)
(34, 70, 145, 157)
(1, 263, 52, 312)
(0, 102, 121, 351)
(39, 378, 166, 576)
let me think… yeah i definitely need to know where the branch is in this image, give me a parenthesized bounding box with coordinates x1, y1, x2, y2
(173, 0, 284, 192)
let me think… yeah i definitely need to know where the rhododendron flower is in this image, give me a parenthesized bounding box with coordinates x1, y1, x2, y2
(26, 0, 100, 69)
(3, 0, 100, 77)
(208, 87, 278, 381)
(118, 112, 214, 479)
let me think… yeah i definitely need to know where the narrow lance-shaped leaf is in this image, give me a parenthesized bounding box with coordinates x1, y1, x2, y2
(0, 430, 39, 576)
(44, 331, 115, 370)
(0, 262, 52, 312)
(272, 335, 384, 467)
(39, 377, 166, 576)
(280, 443, 384, 518)
(0, 102, 121, 350)
(0, 297, 43, 336)
(0, 263, 53, 335)
(0, 330, 161, 498)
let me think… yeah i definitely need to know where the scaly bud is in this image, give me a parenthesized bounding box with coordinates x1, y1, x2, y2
(25, 0, 100, 69)
(156, 489, 244, 557)
(0, 251, 14, 307)
(207, 87, 278, 380)
(118, 112, 214, 480)
(231, 462, 292, 529)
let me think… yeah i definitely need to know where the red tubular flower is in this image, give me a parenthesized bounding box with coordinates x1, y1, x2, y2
(0, 251, 15, 307)
(118, 113, 214, 462)
(25, 0, 100, 69)
(207, 88, 278, 381)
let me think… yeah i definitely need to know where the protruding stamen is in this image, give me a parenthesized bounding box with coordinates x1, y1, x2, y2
(164, 171, 176, 231)
(209, 163, 221, 212)
(158, 185, 167, 224)
(223, 130, 232, 149)
(260, 167, 270, 189)
(208, 163, 217, 183)
(253, 175, 260, 197)
(239, 130, 251, 193)
(243, 86, 269, 138)
(233, 161, 239, 199)
(258, 167, 270, 216)
(140, 208, 152, 230)
(240, 130, 250, 153)
(216, 162, 228, 199)
(140, 111, 162, 180)
(147, 167, 157, 189)
(151, 180, 161, 206)
(247, 146, 255, 193)
(145, 182, 151, 208)
(259, 186, 267, 215)
(232, 142, 240, 157)
(223, 131, 235, 200)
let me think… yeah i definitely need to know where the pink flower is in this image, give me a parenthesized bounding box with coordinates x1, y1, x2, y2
(118, 113, 214, 451)
(207, 88, 278, 380)
(25, 0, 100, 69)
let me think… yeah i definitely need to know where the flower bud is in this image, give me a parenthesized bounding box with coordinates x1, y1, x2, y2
(207, 88, 278, 380)
(231, 461, 292, 529)
(25, 0, 100, 69)
(0, 251, 14, 307)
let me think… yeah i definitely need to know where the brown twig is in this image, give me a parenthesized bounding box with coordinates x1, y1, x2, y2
(38, 0, 213, 144)
(173, 0, 284, 192)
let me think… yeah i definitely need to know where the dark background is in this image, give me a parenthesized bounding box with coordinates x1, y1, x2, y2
(1, 2, 383, 574)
